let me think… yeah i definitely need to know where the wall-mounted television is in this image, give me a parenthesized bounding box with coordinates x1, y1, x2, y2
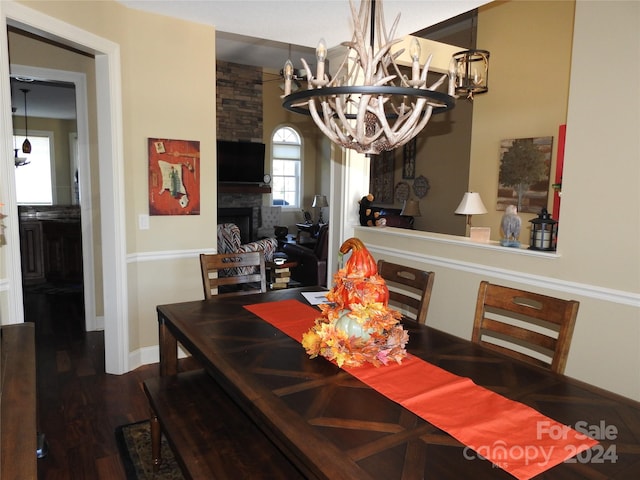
(217, 140, 265, 183)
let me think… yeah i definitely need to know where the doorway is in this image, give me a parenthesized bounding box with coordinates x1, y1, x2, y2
(9, 64, 98, 334)
(2, 1, 129, 374)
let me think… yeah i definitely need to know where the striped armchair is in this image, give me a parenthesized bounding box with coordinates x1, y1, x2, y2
(217, 223, 278, 263)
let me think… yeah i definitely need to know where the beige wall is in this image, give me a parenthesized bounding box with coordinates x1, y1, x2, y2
(471, 0, 574, 239)
(357, 1, 640, 401)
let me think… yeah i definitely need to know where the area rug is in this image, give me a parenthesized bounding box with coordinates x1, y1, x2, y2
(115, 420, 184, 480)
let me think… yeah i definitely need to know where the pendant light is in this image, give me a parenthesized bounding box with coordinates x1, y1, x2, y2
(12, 108, 29, 167)
(451, 11, 489, 100)
(21, 88, 32, 154)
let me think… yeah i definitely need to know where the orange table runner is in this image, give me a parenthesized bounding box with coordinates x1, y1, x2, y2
(245, 299, 598, 480)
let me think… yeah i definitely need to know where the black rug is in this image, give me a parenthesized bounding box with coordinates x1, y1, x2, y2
(115, 420, 184, 480)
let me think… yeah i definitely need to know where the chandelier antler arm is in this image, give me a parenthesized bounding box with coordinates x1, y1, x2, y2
(307, 97, 342, 146)
(381, 95, 432, 143)
(428, 73, 448, 92)
(369, 38, 403, 75)
(396, 103, 435, 146)
(324, 97, 355, 146)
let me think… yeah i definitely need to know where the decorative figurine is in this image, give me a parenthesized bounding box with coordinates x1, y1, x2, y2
(358, 193, 384, 226)
(500, 204, 522, 247)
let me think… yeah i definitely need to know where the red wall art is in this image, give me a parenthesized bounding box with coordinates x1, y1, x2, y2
(148, 138, 200, 215)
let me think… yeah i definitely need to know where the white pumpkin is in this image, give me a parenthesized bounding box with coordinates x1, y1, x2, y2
(335, 310, 373, 341)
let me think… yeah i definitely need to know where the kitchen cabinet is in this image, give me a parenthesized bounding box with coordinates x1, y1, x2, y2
(19, 206, 83, 285)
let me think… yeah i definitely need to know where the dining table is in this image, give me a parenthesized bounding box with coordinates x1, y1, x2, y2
(156, 286, 640, 479)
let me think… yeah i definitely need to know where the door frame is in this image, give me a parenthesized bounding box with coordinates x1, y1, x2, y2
(11, 64, 98, 332)
(1, 1, 129, 374)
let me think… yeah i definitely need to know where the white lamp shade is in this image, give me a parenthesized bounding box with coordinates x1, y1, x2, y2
(454, 192, 487, 215)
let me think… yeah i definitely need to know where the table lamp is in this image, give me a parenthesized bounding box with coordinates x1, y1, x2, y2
(454, 192, 488, 237)
(400, 199, 421, 217)
(312, 194, 328, 224)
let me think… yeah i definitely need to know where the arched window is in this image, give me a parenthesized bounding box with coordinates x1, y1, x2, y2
(271, 126, 301, 208)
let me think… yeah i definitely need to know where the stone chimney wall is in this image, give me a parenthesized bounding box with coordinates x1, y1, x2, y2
(216, 61, 265, 240)
(216, 61, 263, 142)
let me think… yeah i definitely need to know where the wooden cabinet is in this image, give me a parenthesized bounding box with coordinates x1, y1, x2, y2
(19, 209, 83, 285)
(19, 221, 45, 284)
(42, 221, 83, 283)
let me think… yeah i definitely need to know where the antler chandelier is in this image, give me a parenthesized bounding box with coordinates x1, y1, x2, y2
(282, 0, 456, 155)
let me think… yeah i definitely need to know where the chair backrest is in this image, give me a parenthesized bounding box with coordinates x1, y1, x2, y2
(200, 251, 266, 299)
(217, 223, 242, 254)
(471, 281, 579, 374)
(260, 206, 282, 228)
(377, 260, 435, 324)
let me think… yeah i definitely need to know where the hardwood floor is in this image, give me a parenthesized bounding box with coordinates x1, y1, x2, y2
(24, 287, 194, 479)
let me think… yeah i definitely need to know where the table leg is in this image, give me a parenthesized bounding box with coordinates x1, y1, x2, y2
(150, 415, 162, 472)
(158, 321, 178, 376)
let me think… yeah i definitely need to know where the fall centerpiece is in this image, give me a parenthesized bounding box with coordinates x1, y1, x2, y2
(302, 237, 409, 367)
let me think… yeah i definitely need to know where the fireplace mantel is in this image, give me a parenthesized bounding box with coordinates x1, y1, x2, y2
(218, 183, 271, 194)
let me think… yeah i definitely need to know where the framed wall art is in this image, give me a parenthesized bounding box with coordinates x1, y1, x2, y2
(402, 138, 416, 179)
(369, 150, 395, 204)
(148, 138, 201, 215)
(497, 136, 553, 214)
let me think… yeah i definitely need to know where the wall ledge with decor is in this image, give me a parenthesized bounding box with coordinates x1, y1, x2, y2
(353, 225, 640, 402)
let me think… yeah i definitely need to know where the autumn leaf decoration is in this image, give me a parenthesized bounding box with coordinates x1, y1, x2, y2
(302, 238, 408, 367)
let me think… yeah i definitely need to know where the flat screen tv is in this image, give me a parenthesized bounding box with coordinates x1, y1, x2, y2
(217, 140, 265, 183)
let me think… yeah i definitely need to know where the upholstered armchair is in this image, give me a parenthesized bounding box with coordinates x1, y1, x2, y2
(217, 223, 278, 263)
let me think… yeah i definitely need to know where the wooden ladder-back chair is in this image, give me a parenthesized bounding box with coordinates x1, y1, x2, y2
(200, 252, 266, 299)
(377, 260, 435, 324)
(472, 281, 579, 374)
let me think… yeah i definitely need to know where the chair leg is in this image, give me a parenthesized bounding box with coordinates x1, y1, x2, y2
(150, 414, 162, 472)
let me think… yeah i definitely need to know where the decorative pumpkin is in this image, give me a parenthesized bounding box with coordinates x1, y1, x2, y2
(330, 238, 389, 308)
(302, 237, 408, 368)
(334, 310, 373, 342)
(340, 237, 378, 277)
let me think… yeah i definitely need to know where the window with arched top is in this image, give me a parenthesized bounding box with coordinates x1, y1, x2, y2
(271, 126, 301, 208)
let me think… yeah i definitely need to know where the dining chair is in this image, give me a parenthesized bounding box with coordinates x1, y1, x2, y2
(377, 260, 435, 324)
(472, 281, 579, 374)
(200, 251, 266, 299)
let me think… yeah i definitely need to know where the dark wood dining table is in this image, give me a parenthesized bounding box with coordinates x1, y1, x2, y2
(156, 287, 640, 479)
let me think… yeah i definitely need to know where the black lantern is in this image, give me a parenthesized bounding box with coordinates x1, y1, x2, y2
(529, 208, 558, 251)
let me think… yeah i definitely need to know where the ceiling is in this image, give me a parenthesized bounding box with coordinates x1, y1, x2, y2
(9, 0, 489, 120)
(10, 78, 76, 120)
(122, 0, 488, 70)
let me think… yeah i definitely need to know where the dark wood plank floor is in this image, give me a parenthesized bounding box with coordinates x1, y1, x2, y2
(24, 287, 195, 479)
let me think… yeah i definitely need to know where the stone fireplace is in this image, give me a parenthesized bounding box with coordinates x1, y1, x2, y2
(218, 207, 253, 244)
(218, 188, 267, 243)
(216, 60, 270, 243)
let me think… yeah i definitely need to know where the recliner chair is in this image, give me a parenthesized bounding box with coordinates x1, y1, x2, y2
(280, 224, 329, 287)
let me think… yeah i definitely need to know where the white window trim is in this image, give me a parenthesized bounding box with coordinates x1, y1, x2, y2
(271, 125, 303, 210)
